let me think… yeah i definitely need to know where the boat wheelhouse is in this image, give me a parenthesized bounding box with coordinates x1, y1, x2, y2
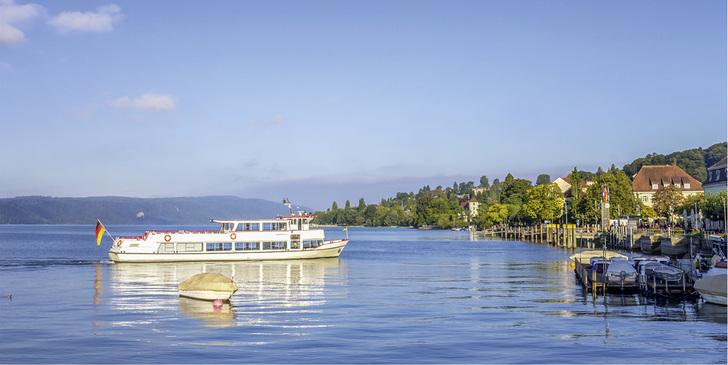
(107, 215, 347, 263)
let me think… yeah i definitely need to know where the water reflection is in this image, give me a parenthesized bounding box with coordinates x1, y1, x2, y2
(107, 259, 347, 329)
(178, 297, 236, 328)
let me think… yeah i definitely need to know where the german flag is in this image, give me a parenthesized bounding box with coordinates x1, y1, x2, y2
(95, 220, 106, 246)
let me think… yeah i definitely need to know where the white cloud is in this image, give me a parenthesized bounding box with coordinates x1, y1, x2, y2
(48, 3, 123, 34)
(0, 0, 45, 45)
(108, 93, 176, 111)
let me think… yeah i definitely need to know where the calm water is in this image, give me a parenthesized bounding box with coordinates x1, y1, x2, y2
(0, 225, 725, 364)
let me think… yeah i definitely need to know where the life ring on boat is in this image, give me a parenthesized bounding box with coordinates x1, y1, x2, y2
(116, 241, 122, 247)
(164, 235, 171, 242)
(230, 233, 237, 240)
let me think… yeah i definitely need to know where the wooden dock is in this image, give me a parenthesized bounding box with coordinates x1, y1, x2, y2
(483, 225, 715, 258)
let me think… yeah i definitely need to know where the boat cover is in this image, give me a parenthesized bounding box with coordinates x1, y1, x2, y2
(178, 273, 238, 293)
(570, 250, 627, 265)
(694, 272, 727, 298)
(606, 260, 636, 275)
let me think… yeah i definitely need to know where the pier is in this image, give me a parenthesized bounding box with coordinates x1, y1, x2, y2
(483, 224, 718, 258)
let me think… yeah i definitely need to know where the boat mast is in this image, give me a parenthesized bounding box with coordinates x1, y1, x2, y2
(283, 198, 293, 216)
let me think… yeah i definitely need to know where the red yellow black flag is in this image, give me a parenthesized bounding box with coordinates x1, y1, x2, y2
(95, 220, 106, 246)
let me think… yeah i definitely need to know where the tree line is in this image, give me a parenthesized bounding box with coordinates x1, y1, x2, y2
(312, 142, 727, 230)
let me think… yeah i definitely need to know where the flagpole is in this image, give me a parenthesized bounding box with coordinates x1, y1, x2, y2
(97, 219, 115, 242)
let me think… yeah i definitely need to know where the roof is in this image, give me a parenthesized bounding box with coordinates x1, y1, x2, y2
(631, 165, 703, 193)
(708, 156, 727, 170)
(461, 197, 478, 209)
(554, 176, 591, 197)
(705, 156, 727, 186)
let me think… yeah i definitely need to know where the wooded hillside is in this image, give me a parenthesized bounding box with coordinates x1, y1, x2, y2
(622, 142, 726, 182)
(0, 196, 300, 224)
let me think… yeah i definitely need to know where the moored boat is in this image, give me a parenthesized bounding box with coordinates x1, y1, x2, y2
(178, 273, 238, 301)
(604, 260, 639, 292)
(694, 261, 727, 306)
(571, 249, 634, 295)
(641, 262, 693, 297)
(570, 250, 627, 265)
(107, 214, 348, 263)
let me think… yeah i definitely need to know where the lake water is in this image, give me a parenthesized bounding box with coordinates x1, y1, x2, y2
(0, 225, 725, 364)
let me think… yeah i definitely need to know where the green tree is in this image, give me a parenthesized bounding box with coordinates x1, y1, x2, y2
(479, 175, 490, 188)
(576, 170, 638, 223)
(652, 185, 684, 221)
(414, 195, 460, 228)
(488, 178, 502, 203)
(702, 190, 726, 224)
(476, 202, 508, 228)
(364, 204, 378, 225)
(535, 174, 551, 186)
(610, 170, 639, 217)
(567, 167, 583, 199)
(501, 178, 532, 206)
(503, 173, 515, 190)
(521, 183, 564, 223)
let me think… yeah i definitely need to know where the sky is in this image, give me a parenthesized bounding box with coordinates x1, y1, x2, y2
(1, 0, 726, 211)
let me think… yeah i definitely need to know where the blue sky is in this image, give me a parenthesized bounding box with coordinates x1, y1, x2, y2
(1, 0, 725, 211)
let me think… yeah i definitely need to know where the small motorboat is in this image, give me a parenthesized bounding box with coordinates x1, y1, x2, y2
(604, 260, 638, 291)
(694, 261, 727, 306)
(651, 264, 684, 282)
(178, 273, 238, 301)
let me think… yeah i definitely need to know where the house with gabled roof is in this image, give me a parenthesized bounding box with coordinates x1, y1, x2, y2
(703, 156, 727, 196)
(461, 197, 479, 222)
(631, 165, 703, 207)
(553, 177, 593, 198)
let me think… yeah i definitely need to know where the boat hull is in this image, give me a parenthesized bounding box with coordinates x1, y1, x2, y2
(178, 290, 235, 301)
(694, 271, 727, 306)
(109, 239, 348, 263)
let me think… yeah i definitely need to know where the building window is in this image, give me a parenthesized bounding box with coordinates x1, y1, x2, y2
(651, 184, 658, 189)
(684, 183, 690, 189)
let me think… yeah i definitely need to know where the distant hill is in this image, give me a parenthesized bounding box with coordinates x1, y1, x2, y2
(621, 142, 726, 182)
(0, 196, 308, 225)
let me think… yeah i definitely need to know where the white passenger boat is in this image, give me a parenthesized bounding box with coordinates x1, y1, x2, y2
(107, 214, 348, 263)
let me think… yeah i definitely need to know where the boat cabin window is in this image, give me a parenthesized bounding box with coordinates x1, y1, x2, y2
(181, 243, 203, 252)
(235, 242, 259, 251)
(263, 241, 286, 250)
(303, 239, 323, 249)
(220, 223, 235, 231)
(236, 223, 260, 231)
(207, 242, 232, 251)
(159, 243, 175, 253)
(263, 222, 287, 231)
